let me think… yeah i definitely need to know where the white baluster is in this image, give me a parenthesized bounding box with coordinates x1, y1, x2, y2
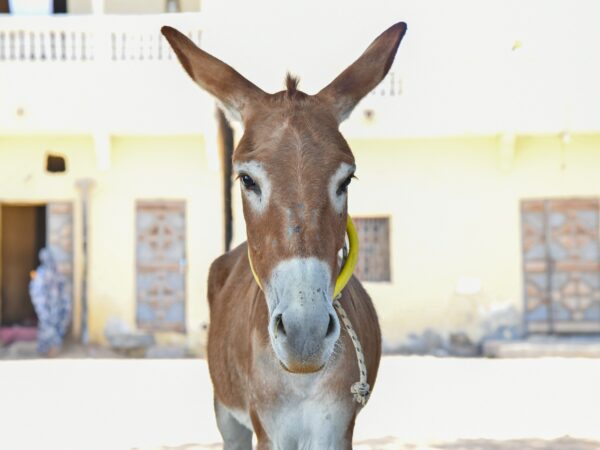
(86, 31, 92, 61)
(33, 31, 39, 60)
(17, 30, 24, 60)
(139, 32, 145, 60)
(65, 30, 72, 60)
(26, 30, 34, 60)
(57, 30, 63, 60)
(49, 30, 56, 60)
(126, 32, 135, 60)
(148, 32, 155, 60)
(77, 31, 84, 61)
(141, 32, 146, 60)
(9, 31, 14, 60)
(19, 30, 26, 60)
(73, 31, 78, 60)
(74, 31, 80, 61)
(63, 30, 69, 60)
(1, 31, 8, 60)
(38, 31, 45, 60)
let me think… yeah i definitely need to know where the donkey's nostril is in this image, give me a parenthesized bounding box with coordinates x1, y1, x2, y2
(274, 314, 286, 337)
(326, 314, 336, 337)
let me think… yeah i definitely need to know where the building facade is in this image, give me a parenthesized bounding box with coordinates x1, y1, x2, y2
(1, 0, 600, 351)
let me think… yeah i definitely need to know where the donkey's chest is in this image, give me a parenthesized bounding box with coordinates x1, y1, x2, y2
(227, 384, 353, 449)
(260, 394, 353, 449)
(245, 353, 355, 449)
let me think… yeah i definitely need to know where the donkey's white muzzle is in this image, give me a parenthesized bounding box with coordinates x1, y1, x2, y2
(266, 258, 341, 373)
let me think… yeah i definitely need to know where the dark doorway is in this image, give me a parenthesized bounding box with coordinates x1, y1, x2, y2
(53, 0, 67, 14)
(1, 205, 46, 325)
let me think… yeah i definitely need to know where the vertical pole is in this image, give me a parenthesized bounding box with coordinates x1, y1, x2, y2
(216, 107, 234, 253)
(0, 204, 3, 325)
(76, 179, 94, 345)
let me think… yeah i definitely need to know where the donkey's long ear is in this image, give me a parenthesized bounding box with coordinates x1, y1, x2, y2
(317, 22, 407, 123)
(162, 26, 267, 123)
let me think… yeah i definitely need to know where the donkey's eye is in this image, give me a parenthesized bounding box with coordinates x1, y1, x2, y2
(337, 176, 353, 195)
(240, 174, 260, 193)
(241, 174, 255, 187)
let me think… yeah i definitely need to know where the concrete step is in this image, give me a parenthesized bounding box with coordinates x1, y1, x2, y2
(484, 337, 600, 358)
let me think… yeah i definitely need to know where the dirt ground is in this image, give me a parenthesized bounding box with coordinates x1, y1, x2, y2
(0, 356, 599, 450)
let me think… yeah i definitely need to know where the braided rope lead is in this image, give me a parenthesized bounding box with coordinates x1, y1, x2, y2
(333, 293, 370, 406)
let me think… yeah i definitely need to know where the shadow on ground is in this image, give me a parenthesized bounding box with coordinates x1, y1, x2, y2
(354, 436, 600, 450)
(148, 436, 600, 450)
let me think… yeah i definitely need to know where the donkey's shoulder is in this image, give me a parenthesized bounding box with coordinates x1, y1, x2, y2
(207, 242, 248, 305)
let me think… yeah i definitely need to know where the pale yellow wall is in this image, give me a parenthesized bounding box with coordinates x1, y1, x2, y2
(232, 134, 600, 345)
(0, 134, 222, 349)
(350, 135, 600, 344)
(3, 134, 600, 348)
(0, 135, 96, 338)
(88, 135, 222, 347)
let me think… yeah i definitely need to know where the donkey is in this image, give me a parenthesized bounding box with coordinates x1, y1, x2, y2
(162, 22, 407, 449)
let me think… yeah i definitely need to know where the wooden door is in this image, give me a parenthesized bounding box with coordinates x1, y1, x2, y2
(136, 201, 186, 332)
(522, 199, 600, 333)
(0, 205, 45, 325)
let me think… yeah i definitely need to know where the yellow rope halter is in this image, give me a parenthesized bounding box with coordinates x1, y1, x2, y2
(247, 215, 359, 298)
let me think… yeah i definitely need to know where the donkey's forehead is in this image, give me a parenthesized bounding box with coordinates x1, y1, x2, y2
(233, 95, 355, 169)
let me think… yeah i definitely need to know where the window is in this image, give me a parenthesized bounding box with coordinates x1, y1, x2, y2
(353, 217, 391, 282)
(46, 154, 66, 173)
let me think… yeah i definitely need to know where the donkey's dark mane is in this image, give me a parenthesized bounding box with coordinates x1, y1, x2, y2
(285, 72, 300, 95)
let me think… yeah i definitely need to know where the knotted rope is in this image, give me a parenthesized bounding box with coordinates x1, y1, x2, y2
(333, 293, 370, 406)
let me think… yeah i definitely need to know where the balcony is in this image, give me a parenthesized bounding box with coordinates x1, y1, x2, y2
(3, 4, 595, 139)
(0, 12, 411, 139)
(0, 13, 216, 136)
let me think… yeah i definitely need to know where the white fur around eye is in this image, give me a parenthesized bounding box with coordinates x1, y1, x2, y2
(328, 162, 356, 213)
(234, 160, 272, 214)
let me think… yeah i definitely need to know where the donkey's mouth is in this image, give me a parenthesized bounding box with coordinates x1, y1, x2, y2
(279, 359, 325, 374)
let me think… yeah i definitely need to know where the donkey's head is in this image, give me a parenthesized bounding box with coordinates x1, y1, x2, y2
(163, 23, 406, 373)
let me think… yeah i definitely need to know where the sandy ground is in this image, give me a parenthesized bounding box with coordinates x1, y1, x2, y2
(0, 356, 599, 450)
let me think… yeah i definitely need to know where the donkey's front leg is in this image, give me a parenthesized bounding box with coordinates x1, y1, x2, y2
(214, 398, 253, 450)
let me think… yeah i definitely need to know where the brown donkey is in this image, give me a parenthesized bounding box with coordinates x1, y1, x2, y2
(162, 22, 407, 449)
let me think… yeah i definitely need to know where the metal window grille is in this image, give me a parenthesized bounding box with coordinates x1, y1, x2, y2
(353, 217, 391, 282)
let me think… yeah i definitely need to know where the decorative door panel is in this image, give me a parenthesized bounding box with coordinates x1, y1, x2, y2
(136, 201, 186, 332)
(47, 202, 74, 307)
(522, 199, 600, 333)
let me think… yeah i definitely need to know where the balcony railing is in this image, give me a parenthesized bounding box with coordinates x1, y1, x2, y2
(0, 13, 202, 62)
(0, 12, 405, 98)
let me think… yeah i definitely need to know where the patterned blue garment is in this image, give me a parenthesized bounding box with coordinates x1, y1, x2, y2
(29, 248, 71, 355)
